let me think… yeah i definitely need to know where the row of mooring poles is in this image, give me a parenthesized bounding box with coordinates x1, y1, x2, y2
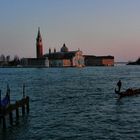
(0, 84, 29, 129)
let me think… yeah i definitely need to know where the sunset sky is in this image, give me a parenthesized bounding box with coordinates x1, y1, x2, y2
(0, 0, 140, 62)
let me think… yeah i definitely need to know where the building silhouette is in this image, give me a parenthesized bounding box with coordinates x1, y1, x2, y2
(20, 28, 114, 67)
(84, 55, 114, 66)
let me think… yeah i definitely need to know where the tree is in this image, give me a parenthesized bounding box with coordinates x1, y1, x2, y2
(13, 55, 19, 62)
(0, 54, 5, 62)
(6, 55, 10, 62)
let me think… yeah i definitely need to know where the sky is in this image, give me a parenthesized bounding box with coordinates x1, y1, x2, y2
(0, 0, 140, 62)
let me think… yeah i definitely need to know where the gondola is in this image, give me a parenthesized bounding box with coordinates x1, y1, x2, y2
(115, 88, 140, 98)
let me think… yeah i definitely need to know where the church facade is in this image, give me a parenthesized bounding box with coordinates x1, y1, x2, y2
(44, 44, 85, 67)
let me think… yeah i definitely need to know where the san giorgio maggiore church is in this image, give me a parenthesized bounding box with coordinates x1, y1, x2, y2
(21, 28, 114, 67)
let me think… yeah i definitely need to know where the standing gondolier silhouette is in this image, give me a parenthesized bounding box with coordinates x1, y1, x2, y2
(117, 80, 122, 93)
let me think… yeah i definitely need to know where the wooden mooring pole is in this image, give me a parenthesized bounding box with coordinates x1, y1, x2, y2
(16, 103, 19, 119)
(9, 112, 13, 125)
(0, 90, 1, 124)
(26, 96, 30, 114)
(2, 116, 6, 129)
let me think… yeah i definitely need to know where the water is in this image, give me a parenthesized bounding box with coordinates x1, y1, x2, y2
(0, 65, 140, 140)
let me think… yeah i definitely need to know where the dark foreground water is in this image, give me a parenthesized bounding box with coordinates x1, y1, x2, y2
(0, 65, 140, 140)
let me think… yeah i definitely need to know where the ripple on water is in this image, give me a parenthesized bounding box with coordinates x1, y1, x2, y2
(0, 66, 140, 140)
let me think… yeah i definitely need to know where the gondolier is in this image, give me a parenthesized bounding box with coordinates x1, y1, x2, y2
(117, 80, 122, 93)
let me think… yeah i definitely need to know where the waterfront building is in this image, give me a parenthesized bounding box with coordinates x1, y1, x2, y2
(84, 55, 114, 66)
(20, 57, 49, 68)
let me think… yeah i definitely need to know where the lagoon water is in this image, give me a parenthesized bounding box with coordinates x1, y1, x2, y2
(0, 65, 140, 140)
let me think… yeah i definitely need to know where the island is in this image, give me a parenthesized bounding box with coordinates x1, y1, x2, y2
(127, 58, 140, 65)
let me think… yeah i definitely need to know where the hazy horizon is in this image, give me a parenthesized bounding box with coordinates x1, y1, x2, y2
(0, 0, 140, 62)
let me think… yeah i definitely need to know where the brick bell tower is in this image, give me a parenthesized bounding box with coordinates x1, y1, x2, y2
(36, 27, 43, 58)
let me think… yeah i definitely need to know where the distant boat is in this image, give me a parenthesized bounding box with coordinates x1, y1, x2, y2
(115, 88, 140, 98)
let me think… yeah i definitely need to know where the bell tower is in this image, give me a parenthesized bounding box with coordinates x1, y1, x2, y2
(36, 27, 43, 58)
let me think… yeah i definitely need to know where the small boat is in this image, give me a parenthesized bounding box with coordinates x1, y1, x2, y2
(115, 88, 140, 98)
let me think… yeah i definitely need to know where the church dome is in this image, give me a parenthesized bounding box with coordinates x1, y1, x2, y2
(60, 43, 69, 52)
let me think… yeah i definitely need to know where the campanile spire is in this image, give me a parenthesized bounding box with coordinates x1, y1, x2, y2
(36, 27, 43, 58)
